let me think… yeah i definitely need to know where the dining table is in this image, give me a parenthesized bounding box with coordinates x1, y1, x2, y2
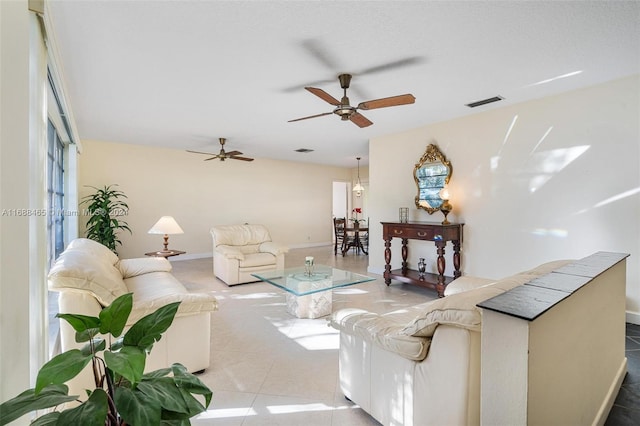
(342, 224, 368, 255)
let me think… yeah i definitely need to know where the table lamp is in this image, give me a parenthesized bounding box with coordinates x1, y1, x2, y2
(148, 216, 184, 252)
(439, 187, 452, 225)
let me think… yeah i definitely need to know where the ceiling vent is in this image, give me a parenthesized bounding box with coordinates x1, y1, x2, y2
(465, 96, 504, 108)
(295, 148, 314, 153)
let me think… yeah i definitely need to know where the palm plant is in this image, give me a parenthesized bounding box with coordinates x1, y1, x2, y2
(0, 294, 212, 425)
(81, 185, 131, 253)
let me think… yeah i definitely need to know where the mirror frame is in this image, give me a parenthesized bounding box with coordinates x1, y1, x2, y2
(413, 144, 452, 214)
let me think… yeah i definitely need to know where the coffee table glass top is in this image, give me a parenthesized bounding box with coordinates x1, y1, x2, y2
(252, 265, 375, 296)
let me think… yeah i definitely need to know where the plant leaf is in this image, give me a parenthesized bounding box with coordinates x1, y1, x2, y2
(79, 338, 106, 356)
(171, 364, 213, 408)
(0, 385, 76, 425)
(123, 302, 180, 350)
(142, 367, 172, 379)
(104, 346, 146, 385)
(136, 378, 190, 415)
(31, 411, 61, 425)
(115, 386, 161, 426)
(99, 293, 132, 337)
(56, 313, 100, 336)
(57, 388, 108, 426)
(35, 350, 92, 394)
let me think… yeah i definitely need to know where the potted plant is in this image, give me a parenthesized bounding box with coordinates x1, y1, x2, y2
(81, 185, 132, 253)
(0, 293, 212, 425)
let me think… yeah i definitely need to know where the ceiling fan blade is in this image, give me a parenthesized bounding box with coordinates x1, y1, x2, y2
(186, 150, 217, 156)
(358, 57, 424, 75)
(305, 87, 340, 105)
(204, 156, 219, 161)
(349, 112, 373, 128)
(230, 156, 254, 162)
(224, 150, 243, 156)
(357, 94, 416, 110)
(288, 112, 333, 123)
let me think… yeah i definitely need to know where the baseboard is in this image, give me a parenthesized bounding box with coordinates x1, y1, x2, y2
(626, 311, 640, 325)
(287, 242, 333, 249)
(170, 252, 212, 261)
(593, 357, 627, 425)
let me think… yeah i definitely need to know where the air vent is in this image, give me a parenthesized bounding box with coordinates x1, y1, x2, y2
(465, 96, 504, 108)
(295, 148, 314, 153)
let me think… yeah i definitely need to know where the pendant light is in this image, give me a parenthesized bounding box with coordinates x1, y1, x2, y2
(353, 157, 364, 197)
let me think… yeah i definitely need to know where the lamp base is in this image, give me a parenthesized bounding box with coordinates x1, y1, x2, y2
(440, 201, 452, 225)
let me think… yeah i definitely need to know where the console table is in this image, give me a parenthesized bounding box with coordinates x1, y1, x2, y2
(381, 221, 463, 297)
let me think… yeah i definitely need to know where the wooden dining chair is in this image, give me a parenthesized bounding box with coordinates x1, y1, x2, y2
(333, 217, 347, 255)
(362, 217, 369, 253)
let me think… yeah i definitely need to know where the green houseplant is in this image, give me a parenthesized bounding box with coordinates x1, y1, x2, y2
(0, 293, 212, 425)
(81, 185, 132, 253)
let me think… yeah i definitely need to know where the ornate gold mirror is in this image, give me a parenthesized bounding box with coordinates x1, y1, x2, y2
(414, 144, 452, 214)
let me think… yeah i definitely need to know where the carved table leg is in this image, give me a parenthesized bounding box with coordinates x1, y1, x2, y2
(435, 241, 446, 297)
(384, 238, 392, 285)
(453, 239, 462, 279)
(401, 238, 408, 274)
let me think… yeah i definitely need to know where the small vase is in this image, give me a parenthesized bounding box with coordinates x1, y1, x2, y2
(418, 258, 426, 277)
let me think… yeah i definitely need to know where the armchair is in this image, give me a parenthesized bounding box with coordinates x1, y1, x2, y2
(210, 224, 288, 286)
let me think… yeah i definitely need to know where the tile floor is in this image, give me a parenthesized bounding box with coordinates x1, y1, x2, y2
(171, 246, 438, 426)
(47, 246, 639, 425)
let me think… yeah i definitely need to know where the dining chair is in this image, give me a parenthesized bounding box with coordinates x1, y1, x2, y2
(333, 217, 347, 255)
(362, 217, 369, 253)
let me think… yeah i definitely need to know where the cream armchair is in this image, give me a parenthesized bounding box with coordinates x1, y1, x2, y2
(210, 224, 288, 286)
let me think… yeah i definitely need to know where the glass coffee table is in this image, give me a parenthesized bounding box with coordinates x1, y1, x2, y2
(252, 265, 375, 319)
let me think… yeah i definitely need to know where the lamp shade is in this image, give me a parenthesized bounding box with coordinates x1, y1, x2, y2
(353, 182, 365, 192)
(148, 216, 184, 235)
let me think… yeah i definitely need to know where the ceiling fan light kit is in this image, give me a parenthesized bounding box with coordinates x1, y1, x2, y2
(289, 73, 416, 128)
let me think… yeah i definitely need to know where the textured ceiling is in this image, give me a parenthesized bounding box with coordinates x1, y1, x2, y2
(46, 1, 640, 167)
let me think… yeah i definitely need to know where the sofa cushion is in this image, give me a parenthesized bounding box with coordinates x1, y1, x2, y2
(211, 224, 272, 247)
(330, 308, 431, 361)
(48, 248, 128, 306)
(239, 252, 279, 268)
(125, 272, 218, 323)
(67, 238, 119, 265)
(400, 272, 542, 337)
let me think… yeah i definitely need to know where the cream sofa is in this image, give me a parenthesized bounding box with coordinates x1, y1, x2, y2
(210, 224, 288, 285)
(48, 238, 218, 398)
(329, 259, 572, 426)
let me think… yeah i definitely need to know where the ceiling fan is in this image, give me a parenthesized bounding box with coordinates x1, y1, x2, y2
(187, 138, 254, 162)
(288, 74, 416, 128)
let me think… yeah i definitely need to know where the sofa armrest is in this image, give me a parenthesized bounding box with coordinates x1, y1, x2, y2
(215, 245, 245, 260)
(259, 241, 289, 256)
(117, 257, 172, 279)
(444, 275, 496, 296)
(329, 308, 431, 361)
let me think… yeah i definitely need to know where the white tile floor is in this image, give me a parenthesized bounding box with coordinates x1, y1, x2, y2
(169, 246, 439, 425)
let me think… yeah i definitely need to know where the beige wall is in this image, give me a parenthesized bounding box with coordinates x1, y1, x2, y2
(78, 140, 352, 259)
(369, 75, 640, 317)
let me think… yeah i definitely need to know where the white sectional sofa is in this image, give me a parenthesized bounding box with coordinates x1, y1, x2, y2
(48, 238, 218, 398)
(329, 259, 573, 426)
(210, 224, 288, 285)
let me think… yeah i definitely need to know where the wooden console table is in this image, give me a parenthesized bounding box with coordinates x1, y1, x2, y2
(382, 221, 463, 297)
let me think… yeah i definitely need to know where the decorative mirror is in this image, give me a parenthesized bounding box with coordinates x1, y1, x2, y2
(414, 144, 452, 214)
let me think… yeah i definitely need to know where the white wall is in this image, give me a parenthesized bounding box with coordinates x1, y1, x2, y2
(0, 0, 49, 414)
(369, 75, 640, 317)
(79, 140, 353, 259)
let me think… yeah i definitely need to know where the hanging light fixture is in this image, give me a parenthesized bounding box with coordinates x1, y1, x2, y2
(353, 157, 364, 197)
